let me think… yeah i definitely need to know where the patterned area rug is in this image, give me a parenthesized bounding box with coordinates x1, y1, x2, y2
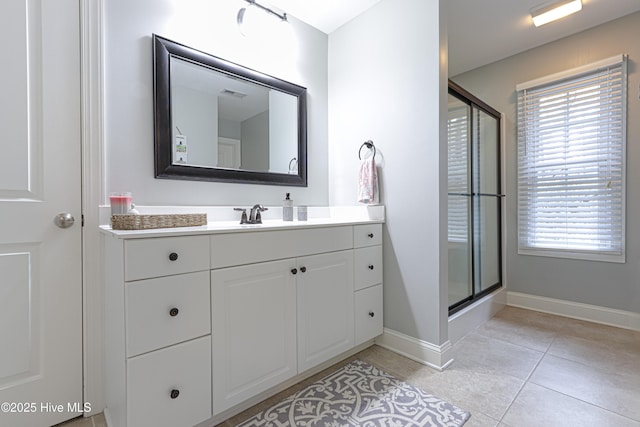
(236, 360, 470, 427)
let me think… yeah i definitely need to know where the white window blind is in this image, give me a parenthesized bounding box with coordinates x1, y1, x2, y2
(448, 105, 469, 242)
(516, 55, 627, 262)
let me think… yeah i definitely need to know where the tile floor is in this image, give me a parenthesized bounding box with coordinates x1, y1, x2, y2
(62, 306, 640, 427)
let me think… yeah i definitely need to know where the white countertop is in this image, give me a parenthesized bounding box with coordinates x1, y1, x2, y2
(100, 205, 385, 239)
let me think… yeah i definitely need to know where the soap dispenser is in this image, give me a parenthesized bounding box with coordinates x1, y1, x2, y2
(283, 193, 293, 221)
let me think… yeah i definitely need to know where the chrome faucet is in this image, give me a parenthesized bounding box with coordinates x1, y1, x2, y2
(249, 204, 268, 224)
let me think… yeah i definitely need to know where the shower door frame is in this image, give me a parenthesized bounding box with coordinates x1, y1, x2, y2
(448, 80, 503, 315)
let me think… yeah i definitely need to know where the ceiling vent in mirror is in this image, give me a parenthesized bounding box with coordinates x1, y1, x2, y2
(221, 89, 248, 98)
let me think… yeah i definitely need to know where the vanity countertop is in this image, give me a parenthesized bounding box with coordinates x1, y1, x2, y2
(100, 205, 385, 239)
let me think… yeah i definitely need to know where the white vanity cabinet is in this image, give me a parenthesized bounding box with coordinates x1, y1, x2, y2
(297, 250, 354, 372)
(209, 227, 355, 413)
(104, 235, 212, 427)
(353, 224, 384, 346)
(103, 218, 384, 426)
(211, 259, 297, 414)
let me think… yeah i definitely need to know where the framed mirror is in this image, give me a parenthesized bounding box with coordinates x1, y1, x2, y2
(153, 34, 307, 186)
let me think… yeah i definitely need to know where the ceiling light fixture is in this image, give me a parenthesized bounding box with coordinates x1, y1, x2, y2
(237, 0, 288, 32)
(530, 0, 582, 27)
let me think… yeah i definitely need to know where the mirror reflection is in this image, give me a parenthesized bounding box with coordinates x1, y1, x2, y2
(170, 57, 298, 174)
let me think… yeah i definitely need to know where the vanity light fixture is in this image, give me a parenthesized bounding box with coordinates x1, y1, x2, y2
(237, 0, 288, 35)
(531, 0, 582, 27)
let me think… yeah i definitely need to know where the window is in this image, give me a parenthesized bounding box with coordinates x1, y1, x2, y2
(516, 55, 627, 263)
(448, 102, 469, 242)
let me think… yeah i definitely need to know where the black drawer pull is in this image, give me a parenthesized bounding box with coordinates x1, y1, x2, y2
(169, 252, 179, 261)
(291, 268, 297, 275)
(369, 311, 375, 318)
(300, 266, 307, 273)
(368, 233, 374, 238)
(169, 307, 179, 317)
(170, 389, 180, 399)
(368, 265, 375, 270)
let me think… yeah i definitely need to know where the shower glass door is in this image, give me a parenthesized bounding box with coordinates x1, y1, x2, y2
(448, 82, 503, 313)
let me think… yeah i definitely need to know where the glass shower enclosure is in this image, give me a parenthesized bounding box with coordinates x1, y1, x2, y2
(447, 81, 503, 313)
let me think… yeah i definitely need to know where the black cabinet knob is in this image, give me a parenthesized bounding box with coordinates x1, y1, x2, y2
(368, 233, 374, 238)
(169, 252, 179, 261)
(368, 265, 375, 270)
(170, 389, 180, 399)
(300, 266, 307, 273)
(169, 307, 179, 317)
(369, 311, 375, 318)
(291, 268, 297, 275)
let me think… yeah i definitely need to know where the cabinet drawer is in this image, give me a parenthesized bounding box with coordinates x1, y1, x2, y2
(353, 224, 382, 248)
(211, 226, 353, 269)
(355, 284, 383, 346)
(354, 245, 383, 291)
(124, 236, 209, 281)
(127, 336, 212, 427)
(126, 271, 210, 357)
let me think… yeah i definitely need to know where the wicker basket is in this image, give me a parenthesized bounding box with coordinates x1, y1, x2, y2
(111, 213, 207, 230)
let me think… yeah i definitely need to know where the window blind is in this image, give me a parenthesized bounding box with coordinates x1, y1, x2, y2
(516, 55, 627, 262)
(448, 105, 469, 242)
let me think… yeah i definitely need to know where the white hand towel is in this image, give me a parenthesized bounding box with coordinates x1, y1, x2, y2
(357, 157, 379, 204)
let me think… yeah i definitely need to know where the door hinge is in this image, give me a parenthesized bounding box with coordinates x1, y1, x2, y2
(81, 214, 85, 227)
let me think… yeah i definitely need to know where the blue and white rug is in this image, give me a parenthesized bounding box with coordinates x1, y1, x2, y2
(236, 360, 470, 427)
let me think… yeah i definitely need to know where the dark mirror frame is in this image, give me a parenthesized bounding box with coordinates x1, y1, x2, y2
(153, 34, 308, 186)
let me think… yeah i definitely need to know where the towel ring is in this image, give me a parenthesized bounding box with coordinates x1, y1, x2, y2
(288, 157, 297, 170)
(358, 140, 376, 160)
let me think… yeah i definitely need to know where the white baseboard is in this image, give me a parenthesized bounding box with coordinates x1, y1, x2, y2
(448, 288, 506, 344)
(507, 291, 640, 331)
(375, 328, 453, 371)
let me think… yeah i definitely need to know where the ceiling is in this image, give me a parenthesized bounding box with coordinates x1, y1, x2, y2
(266, 0, 640, 76)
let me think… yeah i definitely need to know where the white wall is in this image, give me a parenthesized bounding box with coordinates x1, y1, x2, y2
(329, 0, 449, 345)
(104, 0, 328, 206)
(453, 12, 640, 313)
(172, 85, 218, 167)
(269, 90, 298, 173)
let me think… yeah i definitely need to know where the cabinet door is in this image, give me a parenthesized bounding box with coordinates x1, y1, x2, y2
(297, 250, 354, 372)
(211, 259, 297, 414)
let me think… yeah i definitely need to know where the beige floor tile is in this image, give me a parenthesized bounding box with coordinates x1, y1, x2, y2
(557, 317, 640, 349)
(503, 382, 640, 427)
(92, 412, 107, 427)
(358, 345, 440, 382)
(408, 358, 525, 421)
(452, 331, 544, 380)
(530, 354, 640, 422)
(475, 307, 558, 352)
(458, 409, 500, 427)
(548, 333, 640, 380)
(55, 416, 92, 427)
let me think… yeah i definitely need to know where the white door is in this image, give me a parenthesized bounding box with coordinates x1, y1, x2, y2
(217, 137, 241, 168)
(0, 0, 83, 426)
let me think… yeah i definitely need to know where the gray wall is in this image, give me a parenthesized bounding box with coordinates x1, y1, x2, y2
(453, 12, 640, 313)
(329, 0, 449, 345)
(241, 111, 269, 171)
(104, 0, 328, 206)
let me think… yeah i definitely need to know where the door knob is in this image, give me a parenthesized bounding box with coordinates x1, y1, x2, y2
(54, 213, 75, 229)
